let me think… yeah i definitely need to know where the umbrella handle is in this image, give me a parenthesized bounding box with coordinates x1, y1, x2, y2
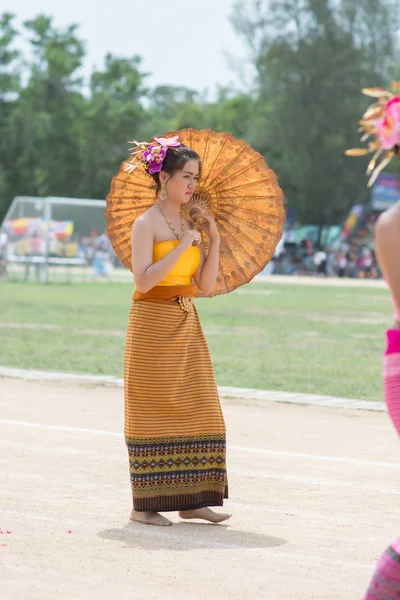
(189, 207, 208, 228)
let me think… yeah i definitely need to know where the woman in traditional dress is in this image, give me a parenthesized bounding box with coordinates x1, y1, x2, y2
(345, 84, 400, 598)
(363, 200, 400, 598)
(124, 137, 230, 527)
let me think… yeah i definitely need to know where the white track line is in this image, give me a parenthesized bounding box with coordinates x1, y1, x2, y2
(233, 469, 400, 495)
(230, 446, 400, 469)
(0, 419, 121, 437)
(4, 437, 398, 470)
(0, 366, 385, 411)
(1, 418, 399, 470)
(5, 463, 400, 496)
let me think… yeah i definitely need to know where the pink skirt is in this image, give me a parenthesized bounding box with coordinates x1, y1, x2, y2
(363, 330, 400, 599)
(384, 329, 400, 436)
(363, 539, 400, 599)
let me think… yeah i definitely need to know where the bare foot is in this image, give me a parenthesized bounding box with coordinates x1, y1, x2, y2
(130, 509, 172, 527)
(178, 507, 231, 524)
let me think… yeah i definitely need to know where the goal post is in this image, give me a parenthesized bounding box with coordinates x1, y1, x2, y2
(0, 195, 130, 283)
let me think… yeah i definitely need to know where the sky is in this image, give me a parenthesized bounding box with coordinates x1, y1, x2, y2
(2, 0, 250, 95)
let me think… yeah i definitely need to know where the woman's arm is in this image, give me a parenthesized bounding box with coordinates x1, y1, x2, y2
(131, 216, 199, 293)
(375, 203, 400, 312)
(192, 214, 221, 294)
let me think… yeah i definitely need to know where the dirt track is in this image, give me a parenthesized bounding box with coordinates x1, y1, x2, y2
(1, 377, 399, 600)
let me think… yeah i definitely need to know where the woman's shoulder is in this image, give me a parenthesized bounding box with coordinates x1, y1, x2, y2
(139, 205, 158, 221)
(132, 206, 158, 232)
(376, 202, 400, 231)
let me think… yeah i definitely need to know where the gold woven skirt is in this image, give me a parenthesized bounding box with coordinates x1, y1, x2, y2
(124, 286, 228, 512)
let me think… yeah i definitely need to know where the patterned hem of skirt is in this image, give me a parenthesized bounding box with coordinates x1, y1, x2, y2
(133, 489, 228, 512)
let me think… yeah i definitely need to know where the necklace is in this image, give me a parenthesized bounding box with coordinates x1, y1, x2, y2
(157, 204, 186, 240)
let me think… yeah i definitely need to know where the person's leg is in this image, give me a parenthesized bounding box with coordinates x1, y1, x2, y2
(363, 332, 400, 595)
(363, 539, 400, 599)
(384, 329, 400, 436)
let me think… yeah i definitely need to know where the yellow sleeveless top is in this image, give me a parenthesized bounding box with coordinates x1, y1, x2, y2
(153, 240, 201, 286)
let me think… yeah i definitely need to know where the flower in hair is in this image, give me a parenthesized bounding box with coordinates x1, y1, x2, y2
(345, 82, 400, 186)
(154, 136, 180, 148)
(143, 146, 168, 174)
(124, 135, 181, 175)
(375, 97, 400, 150)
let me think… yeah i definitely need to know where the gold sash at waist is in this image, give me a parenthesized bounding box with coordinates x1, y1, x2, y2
(133, 285, 197, 311)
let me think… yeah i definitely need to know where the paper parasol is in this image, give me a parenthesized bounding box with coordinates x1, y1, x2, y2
(106, 128, 285, 297)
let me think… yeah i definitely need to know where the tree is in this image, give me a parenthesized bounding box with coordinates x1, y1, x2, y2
(340, 0, 399, 79)
(10, 15, 85, 198)
(0, 10, 269, 221)
(231, 0, 400, 226)
(0, 13, 21, 220)
(78, 53, 149, 199)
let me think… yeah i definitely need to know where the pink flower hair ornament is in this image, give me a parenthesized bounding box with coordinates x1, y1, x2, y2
(124, 135, 181, 175)
(345, 81, 400, 187)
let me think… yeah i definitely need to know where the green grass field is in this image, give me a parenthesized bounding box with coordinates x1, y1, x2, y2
(0, 280, 393, 400)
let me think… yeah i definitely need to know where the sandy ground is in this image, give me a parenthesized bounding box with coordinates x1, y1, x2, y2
(1, 377, 399, 600)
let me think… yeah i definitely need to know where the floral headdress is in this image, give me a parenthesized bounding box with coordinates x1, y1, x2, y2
(124, 135, 181, 175)
(345, 81, 400, 187)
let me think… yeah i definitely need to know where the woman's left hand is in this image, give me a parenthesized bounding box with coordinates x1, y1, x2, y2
(192, 213, 220, 242)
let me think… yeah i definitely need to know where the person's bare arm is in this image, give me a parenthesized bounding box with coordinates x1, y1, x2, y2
(375, 204, 400, 311)
(192, 214, 220, 294)
(131, 217, 199, 293)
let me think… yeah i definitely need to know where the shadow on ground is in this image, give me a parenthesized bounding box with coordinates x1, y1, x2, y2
(98, 521, 287, 551)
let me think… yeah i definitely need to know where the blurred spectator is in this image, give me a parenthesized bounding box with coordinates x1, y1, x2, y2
(326, 249, 335, 277)
(359, 248, 373, 279)
(24, 232, 43, 281)
(92, 244, 111, 278)
(0, 231, 8, 279)
(313, 250, 328, 276)
(336, 252, 348, 278)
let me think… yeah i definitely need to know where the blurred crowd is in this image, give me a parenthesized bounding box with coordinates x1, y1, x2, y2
(0, 213, 382, 281)
(267, 209, 381, 278)
(271, 243, 380, 278)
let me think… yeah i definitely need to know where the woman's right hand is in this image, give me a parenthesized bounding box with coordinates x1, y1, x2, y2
(179, 229, 201, 251)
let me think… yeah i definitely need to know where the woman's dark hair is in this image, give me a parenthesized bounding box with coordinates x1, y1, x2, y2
(151, 145, 201, 194)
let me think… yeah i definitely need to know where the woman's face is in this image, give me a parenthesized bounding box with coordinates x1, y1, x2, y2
(164, 160, 200, 204)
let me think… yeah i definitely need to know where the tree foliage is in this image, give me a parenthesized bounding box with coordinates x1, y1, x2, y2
(231, 0, 400, 225)
(0, 4, 399, 226)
